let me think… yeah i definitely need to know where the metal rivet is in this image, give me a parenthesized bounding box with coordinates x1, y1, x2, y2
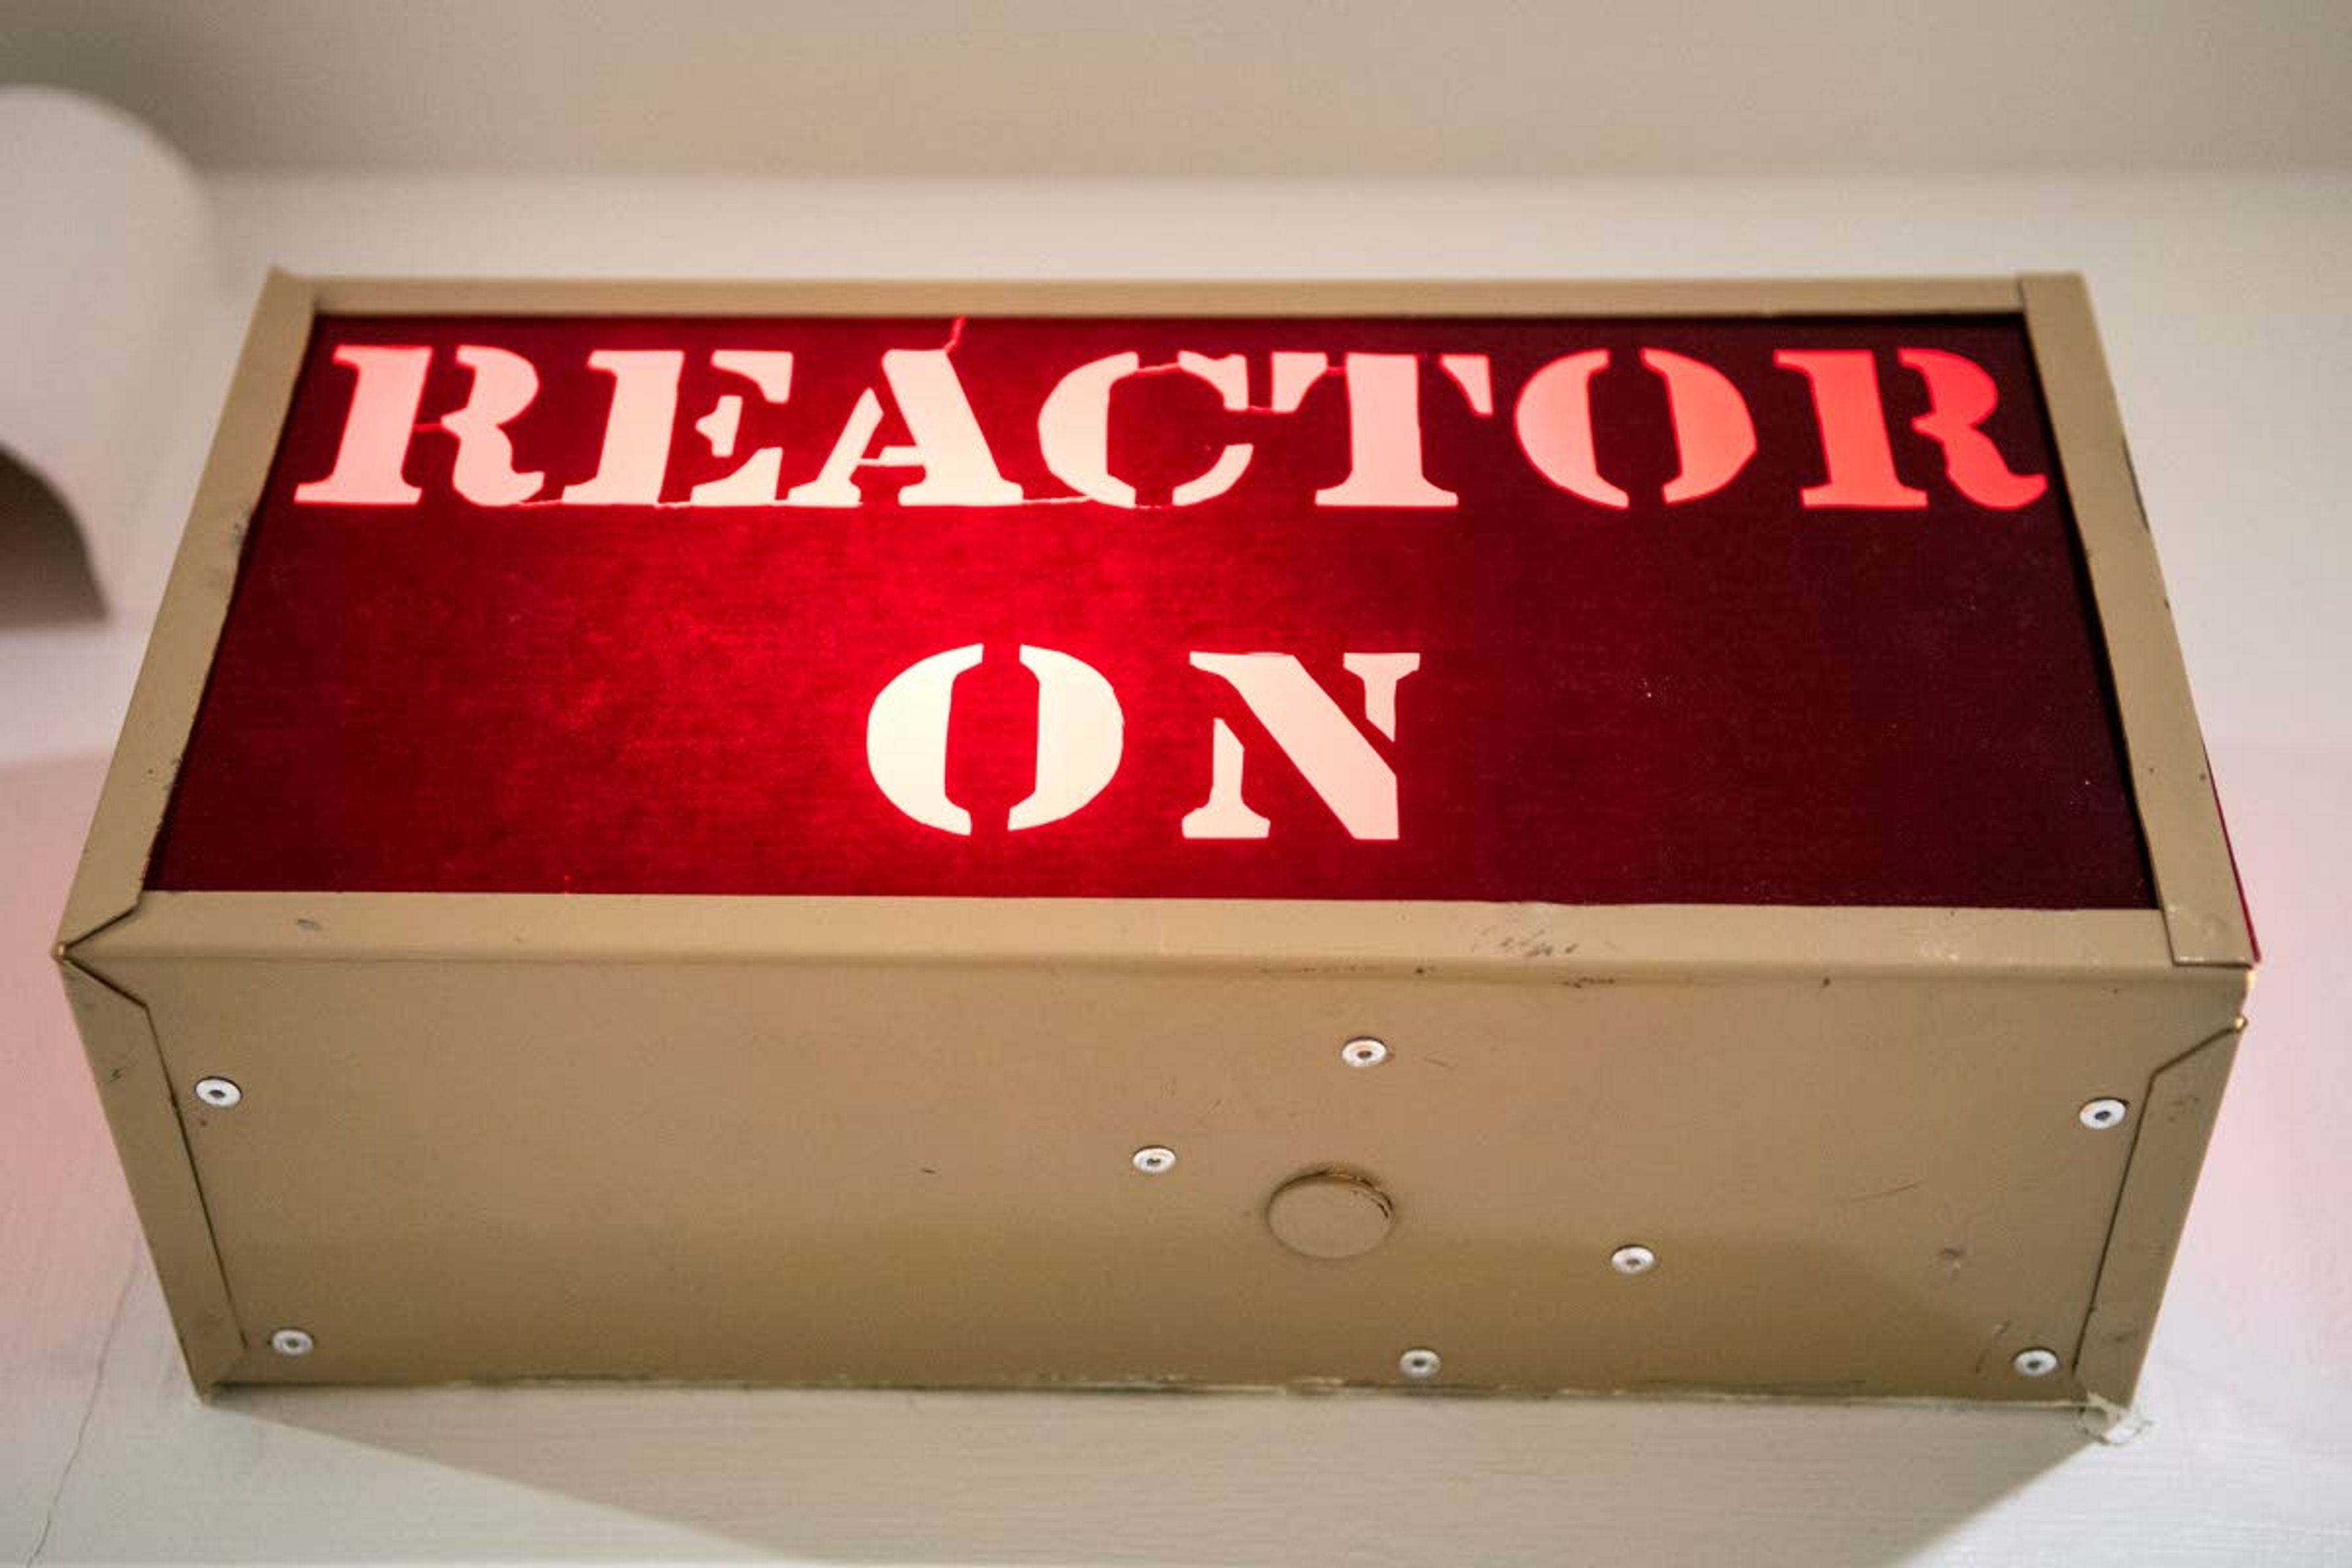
(2079, 1098, 2130, 1131)
(1131, 1145, 1177, 1175)
(193, 1077, 243, 1109)
(269, 1327, 315, 1357)
(2012, 1346, 2060, 1378)
(1610, 1243, 1658, 1276)
(1341, 1036, 1390, 1068)
(1398, 1347, 1442, 1380)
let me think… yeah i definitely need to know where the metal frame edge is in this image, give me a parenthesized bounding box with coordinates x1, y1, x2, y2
(50, 268, 319, 1391)
(2018, 273, 2255, 970)
(2073, 1018, 2247, 1404)
(55, 954, 247, 1390)
(54, 267, 321, 949)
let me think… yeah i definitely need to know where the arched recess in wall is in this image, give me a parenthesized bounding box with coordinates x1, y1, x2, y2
(0, 443, 102, 625)
(0, 86, 214, 619)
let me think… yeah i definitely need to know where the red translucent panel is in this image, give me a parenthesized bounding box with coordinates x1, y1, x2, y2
(147, 312, 2150, 908)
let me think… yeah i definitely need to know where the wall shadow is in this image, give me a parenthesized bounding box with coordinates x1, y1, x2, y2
(233, 1373, 2094, 1564)
(0, 445, 104, 626)
(198, 1117, 2109, 1564)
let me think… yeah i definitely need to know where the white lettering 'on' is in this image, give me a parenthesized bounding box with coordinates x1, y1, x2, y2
(866, 643, 985, 834)
(1182, 652, 1420, 840)
(866, 644, 1124, 835)
(1007, 646, 1125, 829)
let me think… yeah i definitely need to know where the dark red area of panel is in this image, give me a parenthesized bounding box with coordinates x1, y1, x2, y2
(147, 312, 2152, 907)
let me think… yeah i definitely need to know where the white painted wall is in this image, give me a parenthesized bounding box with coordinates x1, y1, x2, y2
(9, 0, 2348, 179)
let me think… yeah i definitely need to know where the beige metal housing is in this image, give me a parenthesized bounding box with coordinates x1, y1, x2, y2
(55, 275, 2252, 1402)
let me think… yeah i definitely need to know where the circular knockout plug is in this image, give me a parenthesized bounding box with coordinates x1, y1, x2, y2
(1265, 1170, 1396, 1259)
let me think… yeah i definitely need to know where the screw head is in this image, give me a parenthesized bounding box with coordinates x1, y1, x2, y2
(1341, 1036, 1390, 1068)
(1131, 1145, 1177, 1175)
(1398, 1347, 1442, 1380)
(193, 1077, 242, 1109)
(2012, 1347, 2060, 1378)
(269, 1327, 315, 1357)
(1610, 1243, 1658, 1276)
(2079, 1098, 2130, 1131)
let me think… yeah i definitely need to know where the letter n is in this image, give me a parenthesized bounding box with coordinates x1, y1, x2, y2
(1183, 653, 1420, 840)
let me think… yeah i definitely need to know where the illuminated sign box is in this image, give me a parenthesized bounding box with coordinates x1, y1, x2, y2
(58, 275, 2252, 1403)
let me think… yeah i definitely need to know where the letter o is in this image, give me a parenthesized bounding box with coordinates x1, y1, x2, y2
(866, 644, 1124, 835)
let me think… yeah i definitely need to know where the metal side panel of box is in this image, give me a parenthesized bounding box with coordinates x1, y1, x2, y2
(66, 895, 2244, 1401)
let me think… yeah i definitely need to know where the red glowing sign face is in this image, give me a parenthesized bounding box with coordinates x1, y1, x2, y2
(148, 312, 2150, 908)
